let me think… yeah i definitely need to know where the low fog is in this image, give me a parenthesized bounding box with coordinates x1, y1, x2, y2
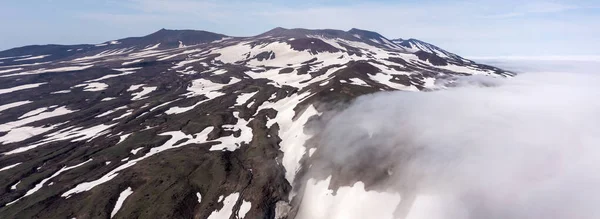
(473, 57, 600, 74)
(305, 70, 600, 219)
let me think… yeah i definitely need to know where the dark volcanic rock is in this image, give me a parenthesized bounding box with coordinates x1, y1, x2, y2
(288, 38, 340, 54)
(0, 27, 511, 219)
(116, 29, 227, 49)
(414, 50, 448, 66)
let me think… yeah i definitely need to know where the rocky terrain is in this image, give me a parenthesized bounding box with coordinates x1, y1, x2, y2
(0, 27, 511, 219)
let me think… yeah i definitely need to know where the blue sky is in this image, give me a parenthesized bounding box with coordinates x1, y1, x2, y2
(1, 0, 599, 56)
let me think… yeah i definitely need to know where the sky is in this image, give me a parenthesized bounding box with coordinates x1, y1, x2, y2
(1, 0, 599, 56)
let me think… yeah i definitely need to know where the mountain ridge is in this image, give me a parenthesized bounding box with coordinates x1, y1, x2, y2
(0, 27, 498, 73)
(0, 26, 511, 218)
(0, 28, 457, 58)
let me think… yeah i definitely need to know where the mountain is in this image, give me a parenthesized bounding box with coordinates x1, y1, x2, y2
(0, 27, 511, 218)
(392, 38, 473, 64)
(0, 29, 227, 66)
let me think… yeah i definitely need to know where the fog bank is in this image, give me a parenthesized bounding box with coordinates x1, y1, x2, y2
(299, 71, 600, 219)
(472, 57, 600, 74)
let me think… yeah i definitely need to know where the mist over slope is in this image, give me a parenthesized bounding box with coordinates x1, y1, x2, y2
(297, 69, 600, 219)
(472, 56, 600, 74)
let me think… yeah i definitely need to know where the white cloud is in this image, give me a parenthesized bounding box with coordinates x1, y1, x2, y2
(307, 69, 600, 219)
(471, 57, 600, 74)
(79, 13, 170, 24)
(484, 2, 579, 18)
(470, 55, 600, 62)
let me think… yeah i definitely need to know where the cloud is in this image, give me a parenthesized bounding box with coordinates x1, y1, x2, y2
(78, 13, 170, 24)
(128, 0, 220, 13)
(298, 69, 600, 218)
(469, 55, 600, 61)
(470, 57, 600, 74)
(523, 1, 579, 13)
(485, 2, 579, 18)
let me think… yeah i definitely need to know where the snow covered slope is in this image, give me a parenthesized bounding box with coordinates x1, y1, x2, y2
(392, 38, 474, 64)
(0, 27, 511, 218)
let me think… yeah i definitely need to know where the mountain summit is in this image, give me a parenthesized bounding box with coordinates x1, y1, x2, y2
(0, 28, 510, 218)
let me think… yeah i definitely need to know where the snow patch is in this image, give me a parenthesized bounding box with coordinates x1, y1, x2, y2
(96, 106, 127, 118)
(112, 110, 133, 121)
(14, 55, 51, 61)
(1, 129, 55, 153)
(143, 43, 161, 51)
(0, 68, 23, 74)
(0, 162, 22, 172)
(11, 181, 20, 190)
(207, 193, 240, 219)
(127, 84, 144, 91)
(348, 78, 369, 86)
(73, 82, 109, 92)
(0, 106, 75, 143)
(131, 86, 157, 100)
(149, 99, 179, 112)
(0, 83, 46, 94)
(130, 147, 144, 155)
(165, 78, 232, 115)
(259, 99, 319, 186)
(236, 91, 259, 106)
(122, 59, 143, 66)
(87, 67, 140, 82)
(51, 90, 71, 94)
(0, 101, 32, 113)
(7, 159, 92, 206)
(369, 72, 419, 91)
(19, 107, 48, 119)
(43, 123, 116, 143)
(0, 55, 30, 60)
(240, 200, 252, 218)
(118, 133, 131, 144)
(209, 112, 252, 151)
(185, 78, 230, 98)
(101, 97, 117, 101)
(62, 128, 213, 197)
(2, 65, 93, 77)
(111, 187, 133, 218)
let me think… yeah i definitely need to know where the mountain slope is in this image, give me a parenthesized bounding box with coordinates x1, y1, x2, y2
(392, 38, 472, 63)
(0, 28, 511, 219)
(0, 29, 227, 67)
